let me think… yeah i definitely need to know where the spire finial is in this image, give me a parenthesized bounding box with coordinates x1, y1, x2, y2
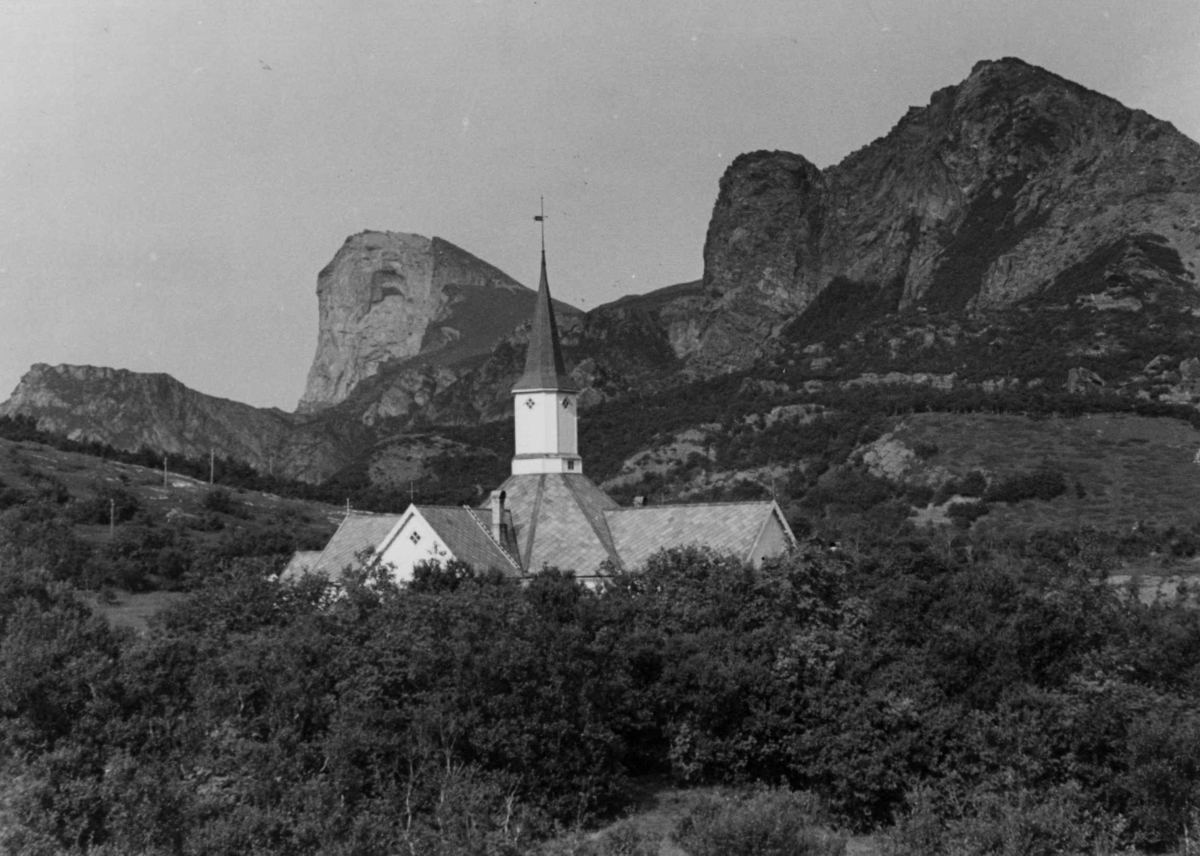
(534, 196, 546, 254)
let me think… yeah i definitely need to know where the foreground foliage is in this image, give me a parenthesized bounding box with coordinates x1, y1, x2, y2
(2, 522, 1200, 853)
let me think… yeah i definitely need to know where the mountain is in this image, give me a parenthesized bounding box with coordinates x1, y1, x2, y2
(0, 364, 352, 482)
(297, 231, 582, 414)
(349, 57, 1200, 426)
(5, 57, 1200, 512)
(0, 233, 585, 483)
(696, 57, 1200, 370)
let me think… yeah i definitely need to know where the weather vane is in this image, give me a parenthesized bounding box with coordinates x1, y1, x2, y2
(533, 196, 546, 252)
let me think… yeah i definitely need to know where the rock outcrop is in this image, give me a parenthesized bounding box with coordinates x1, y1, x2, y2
(698, 57, 1200, 369)
(298, 232, 568, 413)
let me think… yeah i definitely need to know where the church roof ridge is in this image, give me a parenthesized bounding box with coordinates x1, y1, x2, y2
(512, 249, 575, 392)
(607, 499, 779, 510)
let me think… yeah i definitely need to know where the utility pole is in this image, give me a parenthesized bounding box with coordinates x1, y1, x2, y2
(163, 455, 168, 487)
(210, 449, 215, 485)
(109, 498, 115, 541)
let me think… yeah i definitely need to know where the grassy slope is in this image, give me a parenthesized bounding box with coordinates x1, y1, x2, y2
(887, 411, 1200, 535)
(0, 436, 344, 546)
(0, 436, 344, 629)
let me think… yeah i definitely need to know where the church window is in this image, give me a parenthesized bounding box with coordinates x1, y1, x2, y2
(567, 460, 576, 471)
(525, 398, 535, 409)
(410, 532, 421, 544)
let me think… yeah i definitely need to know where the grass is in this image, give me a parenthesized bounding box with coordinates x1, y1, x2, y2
(0, 436, 343, 550)
(885, 411, 1200, 537)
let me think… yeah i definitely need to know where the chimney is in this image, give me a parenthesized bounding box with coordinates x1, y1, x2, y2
(491, 490, 506, 541)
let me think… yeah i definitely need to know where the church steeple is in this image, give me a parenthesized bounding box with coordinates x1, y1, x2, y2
(512, 250, 575, 393)
(510, 222, 582, 476)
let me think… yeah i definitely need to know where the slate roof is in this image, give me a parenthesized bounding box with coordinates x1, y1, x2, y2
(512, 250, 575, 392)
(299, 489, 794, 584)
(489, 473, 621, 574)
(280, 550, 323, 581)
(414, 506, 523, 575)
(296, 513, 400, 581)
(605, 501, 785, 571)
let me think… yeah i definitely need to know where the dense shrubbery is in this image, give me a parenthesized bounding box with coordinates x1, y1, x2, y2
(71, 478, 142, 524)
(672, 790, 846, 856)
(3, 529, 1200, 853)
(946, 499, 989, 527)
(984, 468, 1067, 504)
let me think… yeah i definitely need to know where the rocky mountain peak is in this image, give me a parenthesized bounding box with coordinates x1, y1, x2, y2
(698, 58, 1200, 370)
(297, 231, 543, 414)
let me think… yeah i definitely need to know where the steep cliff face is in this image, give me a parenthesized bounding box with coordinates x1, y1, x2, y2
(0, 364, 351, 482)
(297, 232, 544, 413)
(699, 58, 1200, 368)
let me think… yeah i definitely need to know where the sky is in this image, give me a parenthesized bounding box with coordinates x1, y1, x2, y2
(2, 1, 1199, 411)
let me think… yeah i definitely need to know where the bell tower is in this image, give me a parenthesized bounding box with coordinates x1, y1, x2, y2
(511, 240, 582, 476)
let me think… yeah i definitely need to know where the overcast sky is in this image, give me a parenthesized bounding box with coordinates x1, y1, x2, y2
(2, 1, 1198, 410)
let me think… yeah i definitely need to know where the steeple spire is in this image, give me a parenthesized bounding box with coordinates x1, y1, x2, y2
(509, 203, 583, 476)
(512, 213, 575, 393)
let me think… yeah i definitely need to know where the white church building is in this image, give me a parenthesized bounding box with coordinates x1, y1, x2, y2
(285, 248, 796, 585)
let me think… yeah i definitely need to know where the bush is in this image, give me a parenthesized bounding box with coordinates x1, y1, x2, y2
(932, 470, 988, 505)
(202, 487, 237, 515)
(912, 441, 939, 460)
(886, 784, 1127, 856)
(672, 789, 846, 856)
(27, 471, 69, 504)
(946, 500, 989, 528)
(72, 479, 141, 524)
(959, 470, 988, 497)
(984, 469, 1067, 504)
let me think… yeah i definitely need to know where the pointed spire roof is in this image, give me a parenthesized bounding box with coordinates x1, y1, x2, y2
(512, 249, 576, 392)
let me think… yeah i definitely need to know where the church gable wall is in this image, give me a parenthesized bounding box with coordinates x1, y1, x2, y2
(376, 510, 455, 583)
(748, 513, 791, 567)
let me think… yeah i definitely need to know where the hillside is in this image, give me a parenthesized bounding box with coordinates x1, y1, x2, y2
(0, 429, 340, 597)
(4, 58, 1200, 532)
(0, 363, 364, 483)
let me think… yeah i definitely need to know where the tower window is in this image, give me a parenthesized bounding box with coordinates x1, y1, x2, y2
(410, 532, 421, 544)
(525, 398, 536, 409)
(567, 461, 576, 471)
(562, 397, 572, 409)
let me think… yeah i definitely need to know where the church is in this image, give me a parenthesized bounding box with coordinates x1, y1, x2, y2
(285, 248, 796, 585)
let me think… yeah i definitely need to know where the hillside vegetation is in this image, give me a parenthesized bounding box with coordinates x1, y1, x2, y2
(3, 526, 1200, 853)
(0, 418, 339, 600)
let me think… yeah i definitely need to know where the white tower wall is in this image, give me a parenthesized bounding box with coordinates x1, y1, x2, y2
(512, 389, 582, 474)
